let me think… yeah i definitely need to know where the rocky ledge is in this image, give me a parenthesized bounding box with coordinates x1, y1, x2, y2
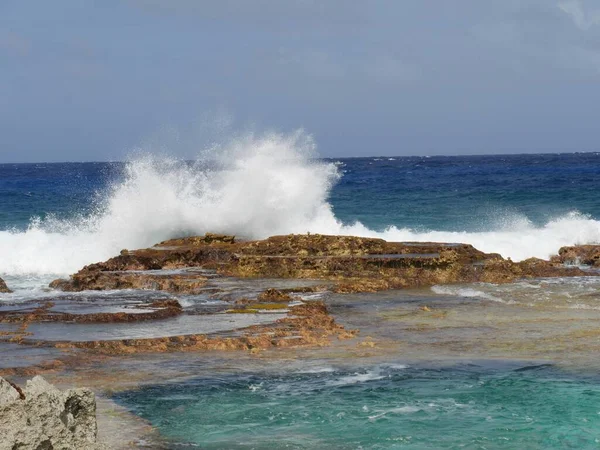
(50, 233, 594, 294)
(0, 376, 106, 450)
(551, 245, 600, 267)
(0, 277, 11, 293)
(52, 300, 355, 355)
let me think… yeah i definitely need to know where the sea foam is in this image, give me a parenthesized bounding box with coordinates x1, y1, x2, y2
(1, 130, 600, 276)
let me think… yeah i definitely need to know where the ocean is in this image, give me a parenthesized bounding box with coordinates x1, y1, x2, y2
(2, 150, 600, 276)
(2, 141, 600, 448)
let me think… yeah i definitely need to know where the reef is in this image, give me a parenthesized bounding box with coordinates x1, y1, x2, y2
(1, 233, 596, 378)
(0, 299, 183, 325)
(50, 233, 591, 294)
(0, 375, 106, 449)
(0, 277, 11, 293)
(50, 300, 355, 356)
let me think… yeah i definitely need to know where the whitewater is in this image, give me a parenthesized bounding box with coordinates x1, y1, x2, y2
(1, 130, 600, 276)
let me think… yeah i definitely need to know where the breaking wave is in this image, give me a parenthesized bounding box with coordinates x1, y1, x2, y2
(1, 130, 600, 275)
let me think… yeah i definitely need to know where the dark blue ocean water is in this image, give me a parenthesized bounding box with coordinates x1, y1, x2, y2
(329, 154, 600, 232)
(1, 153, 600, 232)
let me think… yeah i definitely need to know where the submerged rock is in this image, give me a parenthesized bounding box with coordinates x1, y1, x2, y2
(257, 288, 294, 303)
(0, 277, 11, 293)
(0, 376, 107, 449)
(0, 299, 183, 325)
(51, 300, 354, 355)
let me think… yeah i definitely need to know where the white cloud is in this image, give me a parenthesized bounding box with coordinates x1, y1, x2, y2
(558, 0, 600, 30)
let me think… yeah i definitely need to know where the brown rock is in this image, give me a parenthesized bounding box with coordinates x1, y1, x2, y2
(48, 300, 355, 355)
(551, 245, 600, 267)
(0, 277, 12, 293)
(159, 233, 235, 246)
(257, 288, 294, 303)
(50, 233, 594, 295)
(51, 272, 207, 294)
(0, 299, 183, 324)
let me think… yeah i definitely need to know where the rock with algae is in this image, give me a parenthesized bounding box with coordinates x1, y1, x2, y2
(50, 234, 593, 294)
(0, 376, 108, 450)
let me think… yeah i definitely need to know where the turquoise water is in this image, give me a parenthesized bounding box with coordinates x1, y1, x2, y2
(115, 363, 600, 449)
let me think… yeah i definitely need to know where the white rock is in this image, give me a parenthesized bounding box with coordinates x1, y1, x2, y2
(24, 375, 60, 398)
(0, 377, 20, 407)
(0, 376, 109, 450)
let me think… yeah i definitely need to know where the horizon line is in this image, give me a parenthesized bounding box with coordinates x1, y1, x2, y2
(1, 149, 600, 165)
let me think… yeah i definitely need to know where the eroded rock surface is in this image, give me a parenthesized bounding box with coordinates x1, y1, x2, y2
(552, 245, 600, 267)
(50, 271, 207, 294)
(50, 300, 355, 355)
(0, 299, 183, 325)
(0, 375, 107, 449)
(50, 234, 591, 294)
(0, 277, 11, 293)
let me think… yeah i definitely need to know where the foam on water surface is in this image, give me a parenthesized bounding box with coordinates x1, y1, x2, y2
(431, 277, 600, 309)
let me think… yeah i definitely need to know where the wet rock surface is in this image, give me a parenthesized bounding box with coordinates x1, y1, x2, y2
(1, 234, 596, 378)
(49, 271, 208, 294)
(0, 375, 107, 449)
(50, 234, 593, 293)
(0, 277, 11, 293)
(552, 245, 600, 267)
(0, 270, 349, 376)
(0, 298, 183, 324)
(49, 300, 354, 355)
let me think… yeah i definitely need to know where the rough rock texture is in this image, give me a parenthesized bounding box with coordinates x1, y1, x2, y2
(50, 234, 591, 294)
(0, 376, 107, 449)
(0, 299, 183, 325)
(0, 277, 11, 293)
(257, 288, 294, 303)
(51, 300, 355, 355)
(0, 377, 22, 405)
(551, 245, 600, 267)
(49, 272, 207, 294)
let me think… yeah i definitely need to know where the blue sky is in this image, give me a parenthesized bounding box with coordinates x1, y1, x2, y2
(1, 0, 600, 162)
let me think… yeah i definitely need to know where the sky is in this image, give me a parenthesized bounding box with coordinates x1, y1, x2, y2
(1, 0, 600, 162)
